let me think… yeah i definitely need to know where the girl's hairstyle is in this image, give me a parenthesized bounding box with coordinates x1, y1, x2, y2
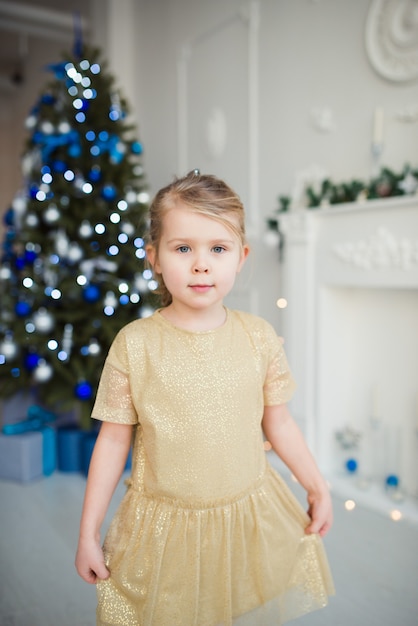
(148, 170, 247, 306)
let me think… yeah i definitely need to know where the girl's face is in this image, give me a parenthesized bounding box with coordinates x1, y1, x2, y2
(147, 203, 249, 315)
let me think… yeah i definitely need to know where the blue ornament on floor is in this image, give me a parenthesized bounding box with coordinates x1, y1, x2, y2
(385, 475, 399, 488)
(83, 284, 101, 303)
(345, 458, 358, 473)
(75, 380, 93, 401)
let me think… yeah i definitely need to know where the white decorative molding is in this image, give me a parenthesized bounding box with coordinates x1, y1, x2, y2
(0, 0, 89, 42)
(206, 107, 227, 158)
(396, 104, 418, 123)
(177, 2, 260, 233)
(310, 106, 336, 133)
(365, 0, 418, 82)
(333, 226, 418, 271)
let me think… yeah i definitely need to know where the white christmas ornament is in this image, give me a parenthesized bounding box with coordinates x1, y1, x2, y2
(67, 243, 84, 263)
(0, 266, 11, 280)
(88, 340, 101, 356)
(58, 121, 71, 134)
(104, 291, 118, 307)
(0, 336, 18, 360)
(41, 121, 54, 134)
(79, 220, 93, 238)
(120, 222, 135, 236)
(26, 213, 39, 228)
(44, 205, 60, 223)
(55, 230, 70, 256)
(33, 308, 54, 333)
(33, 360, 53, 382)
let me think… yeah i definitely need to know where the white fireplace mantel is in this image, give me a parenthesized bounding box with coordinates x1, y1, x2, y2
(277, 195, 418, 518)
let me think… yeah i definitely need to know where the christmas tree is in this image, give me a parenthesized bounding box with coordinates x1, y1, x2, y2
(0, 45, 159, 428)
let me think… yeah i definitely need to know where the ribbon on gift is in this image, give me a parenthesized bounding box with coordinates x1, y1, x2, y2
(2, 405, 57, 477)
(2, 405, 57, 435)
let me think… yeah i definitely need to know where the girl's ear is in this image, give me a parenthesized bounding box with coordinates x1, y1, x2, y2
(237, 244, 250, 273)
(145, 245, 159, 272)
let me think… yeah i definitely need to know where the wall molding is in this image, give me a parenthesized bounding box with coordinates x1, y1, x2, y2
(177, 2, 260, 234)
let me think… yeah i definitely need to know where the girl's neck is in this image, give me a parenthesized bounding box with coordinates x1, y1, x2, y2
(159, 303, 227, 332)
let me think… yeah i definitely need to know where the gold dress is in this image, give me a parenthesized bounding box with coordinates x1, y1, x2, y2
(92, 309, 334, 626)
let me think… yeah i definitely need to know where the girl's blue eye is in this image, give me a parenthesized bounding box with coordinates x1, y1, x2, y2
(212, 246, 225, 253)
(177, 245, 190, 253)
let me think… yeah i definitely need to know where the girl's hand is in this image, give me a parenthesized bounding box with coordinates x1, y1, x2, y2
(305, 488, 333, 538)
(75, 537, 110, 584)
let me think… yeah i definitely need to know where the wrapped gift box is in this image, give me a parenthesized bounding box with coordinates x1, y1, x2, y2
(0, 431, 44, 482)
(0, 425, 57, 482)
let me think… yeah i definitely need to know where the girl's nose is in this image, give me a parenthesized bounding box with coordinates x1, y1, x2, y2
(193, 258, 209, 273)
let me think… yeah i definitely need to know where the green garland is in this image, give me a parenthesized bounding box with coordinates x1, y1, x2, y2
(269, 164, 418, 229)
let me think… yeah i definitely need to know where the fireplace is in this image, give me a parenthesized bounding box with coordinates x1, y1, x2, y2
(277, 195, 418, 520)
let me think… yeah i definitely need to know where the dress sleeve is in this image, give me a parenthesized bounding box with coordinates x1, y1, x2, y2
(91, 328, 138, 424)
(263, 323, 296, 406)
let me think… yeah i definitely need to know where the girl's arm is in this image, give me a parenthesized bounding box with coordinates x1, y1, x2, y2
(262, 403, 333, 537)
(75, 421, 133, 583)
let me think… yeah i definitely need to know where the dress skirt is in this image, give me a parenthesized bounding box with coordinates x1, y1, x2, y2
(96, 465, 334, 626)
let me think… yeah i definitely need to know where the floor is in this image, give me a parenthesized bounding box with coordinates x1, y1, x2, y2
(0, 463, 417, 626)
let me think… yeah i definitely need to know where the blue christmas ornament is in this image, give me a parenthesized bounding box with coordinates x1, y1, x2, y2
(88, 166, 101, 182)
(46, 61, 68, 79)
(41, 94, 55, 105)
(68, 143, 82, 158)
(29, 185, 39, 199)
(24, 250, 37, 264)
(101, 184, 117, 201)
(24, 352, 40, 370)
(345, 458, 358, 473)
(52, 160, 67, 173)
(75, 380, 93, 401)
(15, 256, 25, 270)
(83, 284, 101, 303)
(385, 475, 399, 488)
(15, 301, 31, 317)
(32, 129, 81, 163)
(4, 208, 14, 226)
(131, 141, 143, 155)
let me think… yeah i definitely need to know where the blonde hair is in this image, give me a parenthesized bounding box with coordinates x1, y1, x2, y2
(148, 170, 247, 306)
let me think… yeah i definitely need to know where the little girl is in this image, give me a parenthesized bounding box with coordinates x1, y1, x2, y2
(76, 171, 334, 626)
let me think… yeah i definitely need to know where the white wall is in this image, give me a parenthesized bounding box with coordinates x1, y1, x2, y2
(1, 0, 417, 327)
(132, 0, 418, 208)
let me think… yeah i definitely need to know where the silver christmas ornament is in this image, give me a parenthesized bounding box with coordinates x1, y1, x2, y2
(32, 308, 54, 333)
(33, 360, 53, 383)
(44, 204, 60, 223)
(0, 336, 18, 360)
